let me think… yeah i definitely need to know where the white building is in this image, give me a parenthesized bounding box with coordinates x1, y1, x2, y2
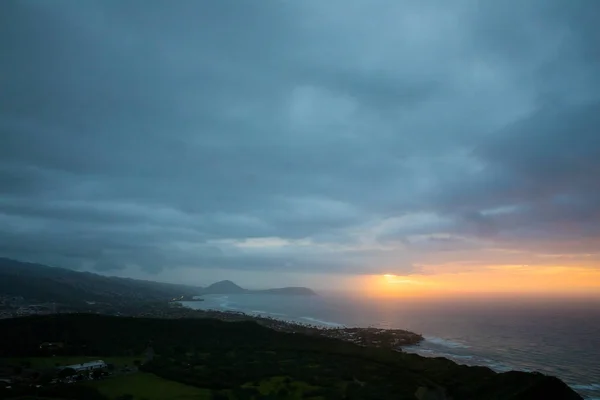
(61, 360, 107, 372)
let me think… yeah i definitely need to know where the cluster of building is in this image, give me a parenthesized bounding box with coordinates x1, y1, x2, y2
(0, 295, 25, 307)
(0, 295, 60, 319)
(320, 327, 423, 348)
(57, 360, 109, 383)
(254, 318, 423, 349)
(15, 304, 58, 317)
(139, 305, 424, 350)
(0, 359, 114, 391)
(59, 360, 107, 373)
(0, 296, 24, 318)
(0, 293, 423, 352)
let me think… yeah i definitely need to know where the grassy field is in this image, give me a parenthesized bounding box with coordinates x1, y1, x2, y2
(242, 376, 323, 399)
(12, 356, 139, 369)
(89, 372, 211, 400)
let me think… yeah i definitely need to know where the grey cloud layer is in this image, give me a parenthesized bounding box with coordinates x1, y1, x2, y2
(1, 0, 599, 276)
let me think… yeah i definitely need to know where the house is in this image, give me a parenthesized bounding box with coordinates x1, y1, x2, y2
(60, 360, 107, 372)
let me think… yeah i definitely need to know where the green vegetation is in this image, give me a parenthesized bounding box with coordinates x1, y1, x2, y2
(0, 383, 107, 400)
(0, 314, 583, 400)
(88, 372, 211, 400)
(242, 376, 322, 398)
(141, 346, 435, 399)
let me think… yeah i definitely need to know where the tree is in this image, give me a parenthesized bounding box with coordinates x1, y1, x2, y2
(38, 369, 58, 384)
(92, 369, 103, 380)
(58, 367, 77, 379)
(174, 345, 187, 355)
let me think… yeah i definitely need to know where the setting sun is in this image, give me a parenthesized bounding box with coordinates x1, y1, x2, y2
(358, 266, 600, 300)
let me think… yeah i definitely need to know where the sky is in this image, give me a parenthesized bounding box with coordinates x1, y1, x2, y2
(1, 0, 600, 297)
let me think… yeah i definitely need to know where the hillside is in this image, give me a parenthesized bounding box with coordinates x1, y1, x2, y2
(0, 258, 201, 305)
(201, 280, 317, 296)
(201, 280, 246, 294)
(0, 314, 583, 400)
(0, 259, 317, 307)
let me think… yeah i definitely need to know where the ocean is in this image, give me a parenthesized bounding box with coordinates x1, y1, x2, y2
(182, 294, 600, 399)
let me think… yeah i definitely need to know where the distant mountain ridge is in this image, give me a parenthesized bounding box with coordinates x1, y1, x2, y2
(201, 280, 316, 296)
(0, 258, 201, 305)
(0, 258, 317, 306)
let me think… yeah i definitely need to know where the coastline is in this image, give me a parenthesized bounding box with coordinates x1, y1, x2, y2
(176, 302, 423, 350)
(176, 300, 599, 399)
(0, 313, 585, 400)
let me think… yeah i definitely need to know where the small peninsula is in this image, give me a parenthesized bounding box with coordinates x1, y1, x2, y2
(199, 280, 317, 296)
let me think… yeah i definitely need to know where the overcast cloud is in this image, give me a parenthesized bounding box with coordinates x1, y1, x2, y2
(1, 0, 599, 287)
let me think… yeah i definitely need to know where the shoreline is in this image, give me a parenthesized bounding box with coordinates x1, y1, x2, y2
(173, 302, 598, 399)
(176, 302, 424, 350)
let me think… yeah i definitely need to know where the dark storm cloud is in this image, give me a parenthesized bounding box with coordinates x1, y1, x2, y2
(422, 100, 600, 254)
(1, 0, 599, 278)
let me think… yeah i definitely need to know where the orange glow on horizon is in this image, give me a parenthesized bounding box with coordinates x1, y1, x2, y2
(360, 266, 600, 299)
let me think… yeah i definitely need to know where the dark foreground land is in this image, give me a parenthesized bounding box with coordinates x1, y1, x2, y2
(0, 314, 582, 400)
(164, 305, 424, 350)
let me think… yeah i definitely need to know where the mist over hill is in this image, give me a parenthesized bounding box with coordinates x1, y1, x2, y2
(0, 258, 201, 304)
(0, 258, 316, 306)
